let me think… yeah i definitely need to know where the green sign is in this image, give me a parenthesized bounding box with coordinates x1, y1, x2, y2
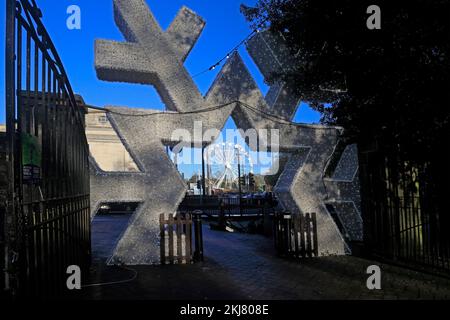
(22, 133, 42, 182)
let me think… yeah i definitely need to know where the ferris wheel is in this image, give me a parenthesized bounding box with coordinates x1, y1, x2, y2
(205, 142, 253, 190)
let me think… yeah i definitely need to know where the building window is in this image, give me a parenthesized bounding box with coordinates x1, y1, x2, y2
(98, 116, 108, 124)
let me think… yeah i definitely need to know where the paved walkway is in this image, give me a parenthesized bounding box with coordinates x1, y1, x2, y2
(81, 214, 450, 300)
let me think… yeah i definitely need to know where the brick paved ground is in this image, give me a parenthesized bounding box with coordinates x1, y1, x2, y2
(80, 214, 450, 300)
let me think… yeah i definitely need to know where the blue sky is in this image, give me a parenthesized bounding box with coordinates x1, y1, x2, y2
(0, 0, 322, 178)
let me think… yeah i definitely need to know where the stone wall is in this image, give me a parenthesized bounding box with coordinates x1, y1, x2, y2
(85, 111, 139, 172)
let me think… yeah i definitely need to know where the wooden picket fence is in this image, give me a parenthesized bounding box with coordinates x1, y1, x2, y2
(274, 212, 319, 258)
(159, 213, 193, 264)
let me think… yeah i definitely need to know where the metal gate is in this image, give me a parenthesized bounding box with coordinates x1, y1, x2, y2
(4, 0, 91, 297)
(359, 146, 450, 273)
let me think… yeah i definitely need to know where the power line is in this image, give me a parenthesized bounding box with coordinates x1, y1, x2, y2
(86, 101, 239, 117)
(237, 101, 301, 127)
(192, 28, 261, 78)
(192, 13, 271, 78)
(85, 100, 323, 128)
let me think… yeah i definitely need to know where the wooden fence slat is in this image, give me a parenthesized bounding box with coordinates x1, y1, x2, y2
(305, 213, 312, 258)
(176, 216, 183, 264)
(168, 214, 174, 264)
(282, 216, 287, 255)
(311, 212, 319, 257)
(299, 214, 306, 258)
(277, 215, 282, 254)
(287, 217, 293, 254)
(273, 215, 279, 253)
(159, 214, 165, 264)
(273, 215, 277, 251)
(293, 215, 300, 258)
(286, 217, 290, 255)
(186, 214, 192, 263)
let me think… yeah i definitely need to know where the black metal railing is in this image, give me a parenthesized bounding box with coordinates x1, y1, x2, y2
(360, 146, 450, 273)
(178, 195, 277, 217)
(4, 0, 91, 297)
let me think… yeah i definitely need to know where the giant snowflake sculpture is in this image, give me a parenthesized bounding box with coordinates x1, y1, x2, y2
(90, 0, 362, 264)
